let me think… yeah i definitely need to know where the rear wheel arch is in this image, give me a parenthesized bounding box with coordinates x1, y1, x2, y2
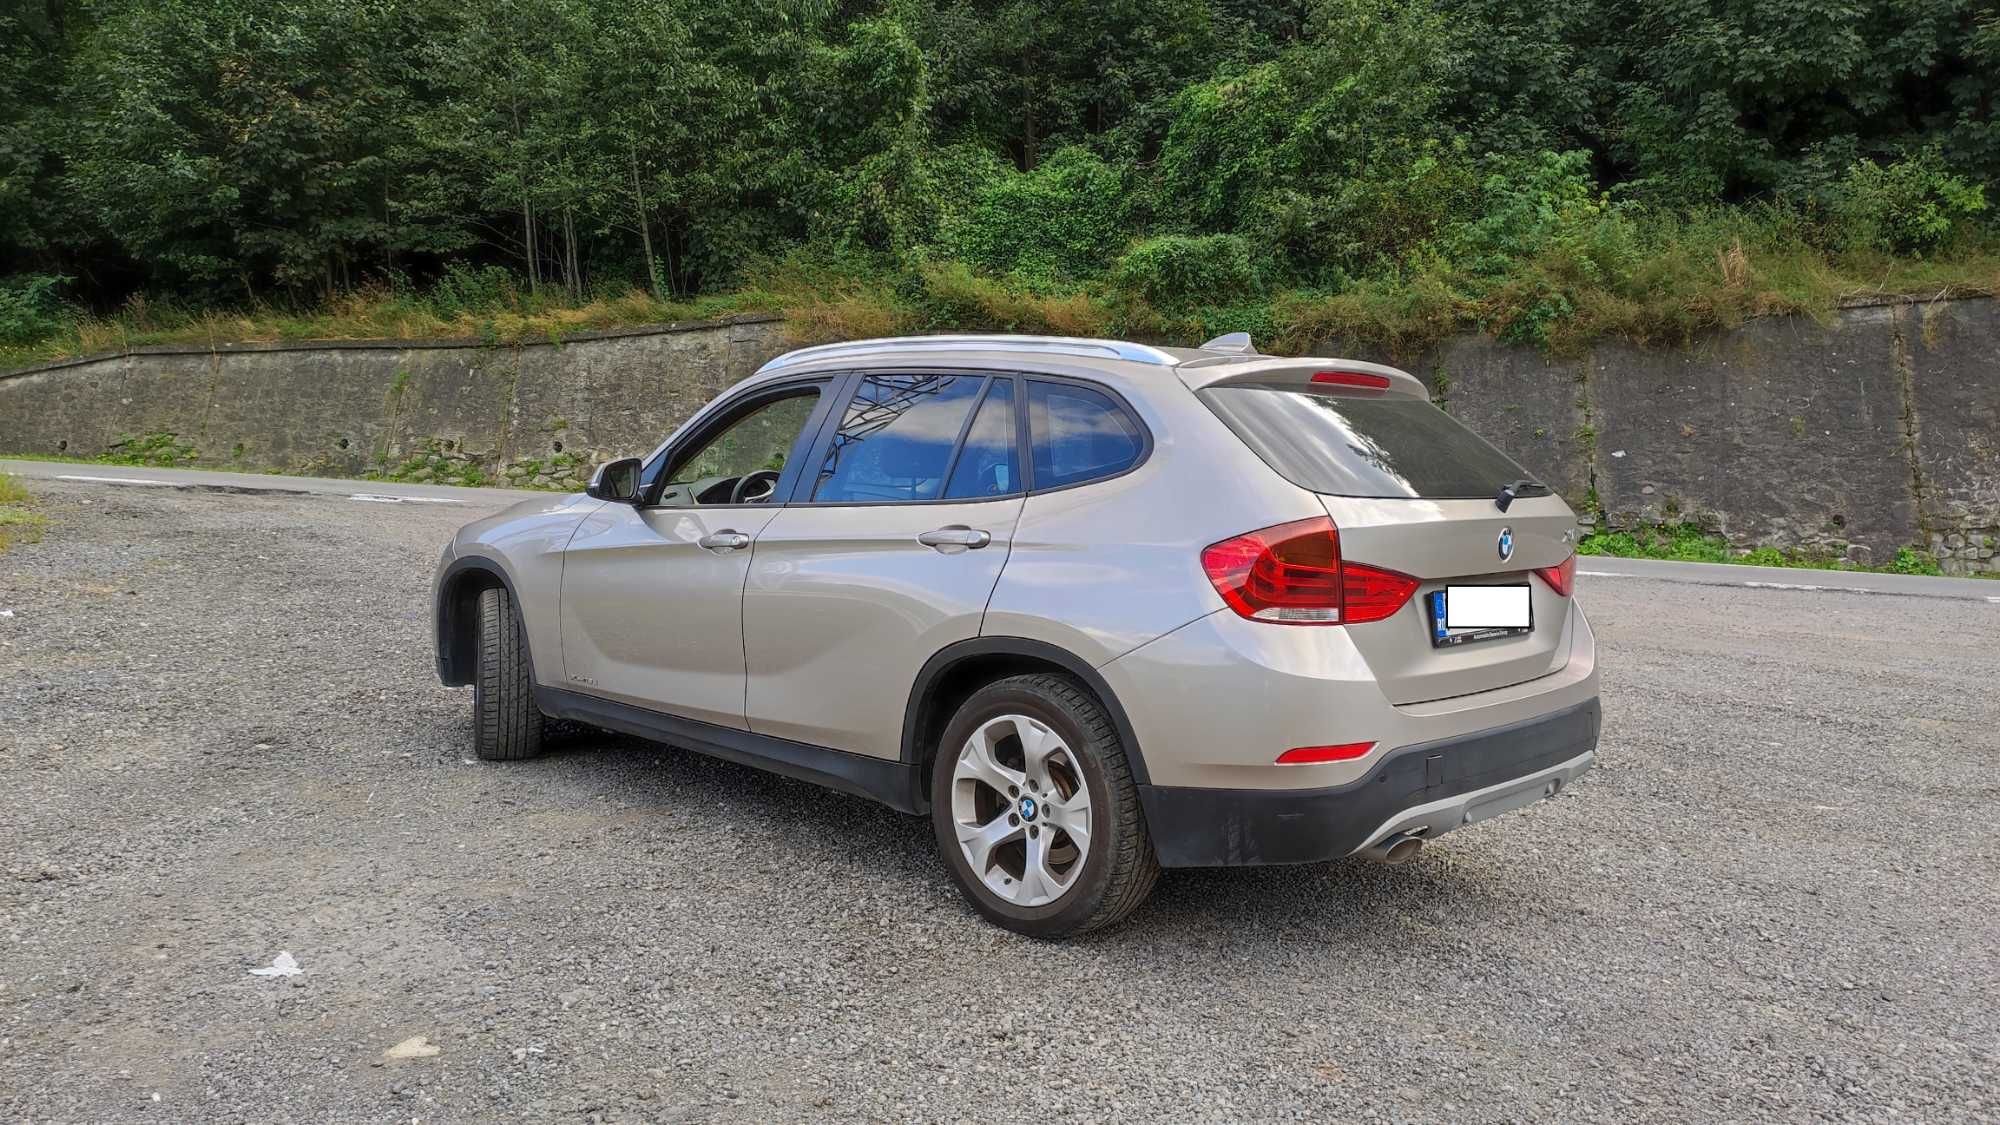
(436, 557, 534, 687)
(902, 637, 1152, 788)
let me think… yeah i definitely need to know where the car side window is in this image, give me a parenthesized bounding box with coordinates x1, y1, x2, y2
(812, 374, 984, 503)
(943, 378, 1020, 499)
(1026, 379, 1143, 490)
(655, 388, 820, 507)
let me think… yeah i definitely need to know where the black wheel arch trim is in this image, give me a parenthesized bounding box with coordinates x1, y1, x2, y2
(900, 636, 1152, 787)
(435, 554, 536, 687)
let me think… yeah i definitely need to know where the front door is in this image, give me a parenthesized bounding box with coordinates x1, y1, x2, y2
(745, 373, 1026, 756)
(560, 382, 833, 727)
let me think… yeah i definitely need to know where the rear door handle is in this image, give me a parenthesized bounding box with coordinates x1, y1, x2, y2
(918, 525, 992, 551)
(698, 530, 751, 551)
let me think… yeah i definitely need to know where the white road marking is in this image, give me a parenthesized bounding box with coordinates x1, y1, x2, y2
(347, 493, 464, 505)
(55, 474, 175, 487)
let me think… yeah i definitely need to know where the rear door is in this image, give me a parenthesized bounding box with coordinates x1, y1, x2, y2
(743, 373, 1025, 756)
(1200, 383, 1578, 704)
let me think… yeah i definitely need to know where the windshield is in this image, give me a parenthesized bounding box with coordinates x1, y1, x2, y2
(1200, 386, 1543, 500)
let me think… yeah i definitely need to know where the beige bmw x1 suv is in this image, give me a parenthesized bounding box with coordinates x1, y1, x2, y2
(433, 333, 1599, 937)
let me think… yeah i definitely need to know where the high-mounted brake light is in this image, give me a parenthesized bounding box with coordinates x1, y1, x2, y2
(1277, 741, 1375, 765)
(1311, 370, 1392, 389)
(1534, 553, 1576, 597)
(1201, 516, 1419, 625)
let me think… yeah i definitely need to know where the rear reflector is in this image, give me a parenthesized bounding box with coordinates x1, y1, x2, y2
(1277, 741, 1375, 765)
(1200, 516, 1419, 625)
(1311, 370, 1392, 389)
(1534, 553, 1576, 597)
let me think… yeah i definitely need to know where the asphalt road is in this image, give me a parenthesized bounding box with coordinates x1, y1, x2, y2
(3, 472, 1996, 1123)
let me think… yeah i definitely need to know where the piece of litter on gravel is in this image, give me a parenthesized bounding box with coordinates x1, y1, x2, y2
(0, 609, 14, 616)
(383, 1036, 442, 1060)
(248, 951, 302, 978)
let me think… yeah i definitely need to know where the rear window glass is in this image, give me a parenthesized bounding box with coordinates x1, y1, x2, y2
(1200, 387, 1539, 499)
(1027, 380, 1144, 489)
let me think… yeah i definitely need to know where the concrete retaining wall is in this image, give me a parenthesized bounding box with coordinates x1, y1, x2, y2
(2, 300, 1994, 572)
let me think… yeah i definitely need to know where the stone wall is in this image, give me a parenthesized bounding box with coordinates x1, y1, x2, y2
(1, 300, 1995, 573)
(0, 317, 787, 493)
(1393, 298, 1996, 574)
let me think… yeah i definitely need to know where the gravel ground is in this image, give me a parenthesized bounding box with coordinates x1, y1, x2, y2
(2, 478, 1996, 1123)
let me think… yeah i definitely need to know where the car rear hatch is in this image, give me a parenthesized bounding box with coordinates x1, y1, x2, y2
(1194, 365, 1578, 705)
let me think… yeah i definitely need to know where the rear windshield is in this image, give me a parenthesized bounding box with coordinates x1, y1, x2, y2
(1200, 386, 1540, 499)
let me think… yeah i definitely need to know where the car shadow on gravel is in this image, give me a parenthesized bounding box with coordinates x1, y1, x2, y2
(532, 726, 1509, 942)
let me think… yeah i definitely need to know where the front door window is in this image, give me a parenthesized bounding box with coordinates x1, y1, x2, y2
(657, 390, 820, 507)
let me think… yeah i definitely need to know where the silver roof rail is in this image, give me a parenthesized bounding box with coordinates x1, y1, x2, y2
(757, 334, 1180, 373)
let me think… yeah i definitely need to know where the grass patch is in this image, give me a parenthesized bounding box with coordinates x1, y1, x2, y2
(1580, 523, 1946, 577)
(0, 472, 47, 553)
(5, 220, 1998, 372)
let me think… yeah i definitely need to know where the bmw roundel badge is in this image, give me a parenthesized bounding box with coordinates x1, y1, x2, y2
(1497, 527, 1514, 561)
(1019, 796, 1039, 821)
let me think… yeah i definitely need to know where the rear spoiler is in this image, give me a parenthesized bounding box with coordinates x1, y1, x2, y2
(1174, 356, 1429, 400)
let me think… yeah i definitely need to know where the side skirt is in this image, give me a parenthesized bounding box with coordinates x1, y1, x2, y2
(535, 687, 928, 814)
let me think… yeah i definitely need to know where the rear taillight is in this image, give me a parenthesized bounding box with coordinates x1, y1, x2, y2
(1201, 516, 1419, 625)
(1534, 553, 1576, 597)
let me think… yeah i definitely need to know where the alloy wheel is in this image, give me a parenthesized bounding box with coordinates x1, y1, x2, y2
(948, 713, 1092, 907)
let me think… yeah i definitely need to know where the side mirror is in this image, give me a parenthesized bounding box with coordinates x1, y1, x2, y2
(586, 457, 643, 504)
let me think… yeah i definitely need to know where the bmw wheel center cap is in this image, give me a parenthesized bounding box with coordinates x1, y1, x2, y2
(1019, 796, 1039, 821)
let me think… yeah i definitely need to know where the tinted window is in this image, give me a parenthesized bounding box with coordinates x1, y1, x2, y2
(1027, 380, 1143, 489)
(944, 378, 1020, 499)
(813, 375, 983, 503)
(667, 391, 819, 488)
(1200, 387, 1540, 499)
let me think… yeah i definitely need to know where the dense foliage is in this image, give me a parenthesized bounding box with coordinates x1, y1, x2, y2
(2, 0, 1996, 355)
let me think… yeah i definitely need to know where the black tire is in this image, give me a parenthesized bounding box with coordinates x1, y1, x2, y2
(473, 585, 545, 761)
(930, 673, 1159, 938)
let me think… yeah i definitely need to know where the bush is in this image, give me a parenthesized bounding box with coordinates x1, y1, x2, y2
(942, 147, 1132, 282)
(426, 264, 519, 319)
(1111, 234, 1261, 307)
(0, 274, 70, 347)
(1828, 150, 1987, 255)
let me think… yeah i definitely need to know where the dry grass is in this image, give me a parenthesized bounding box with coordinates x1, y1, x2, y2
(5, 226, 1999, 374)
(0, 473, 45, 554)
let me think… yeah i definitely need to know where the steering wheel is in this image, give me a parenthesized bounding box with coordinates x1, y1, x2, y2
(729, 469, 782, 504)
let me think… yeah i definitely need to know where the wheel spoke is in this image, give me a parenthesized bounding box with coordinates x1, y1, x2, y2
(955, 811, 1022, 875)
(958, 724, 1025, 797)
(1017, 719, 1064, 791)
(1019, 831, 1065, 903)
(1044, 791, 1091, 856)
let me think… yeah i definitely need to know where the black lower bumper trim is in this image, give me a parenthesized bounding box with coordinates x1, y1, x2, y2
(1139, 697, 1601, 868)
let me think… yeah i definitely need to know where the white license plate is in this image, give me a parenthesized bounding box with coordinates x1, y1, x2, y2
(1445, 584, 1531, 628)
(1427, 585, 1532, 648)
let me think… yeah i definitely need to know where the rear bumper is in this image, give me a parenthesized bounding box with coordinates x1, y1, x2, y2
(1139, 697, 1600, 867)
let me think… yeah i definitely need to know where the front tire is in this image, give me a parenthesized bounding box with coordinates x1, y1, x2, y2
(473, 585, 545, 761)
(931, 673, 1158, 938)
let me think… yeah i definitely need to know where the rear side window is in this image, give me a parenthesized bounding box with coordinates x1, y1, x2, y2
(1200, 387, 1539, 499)
(944, 378, 1020, 499)
(812, 374, 983, 503)
(1027, 380, 1143, 490)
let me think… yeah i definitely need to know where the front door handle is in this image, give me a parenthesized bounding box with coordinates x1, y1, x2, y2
(698, 530, 751, 551)
(918, 525, 992, 551)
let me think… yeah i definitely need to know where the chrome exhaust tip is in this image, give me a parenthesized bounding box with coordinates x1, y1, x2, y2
(1364, 832, 1425, 865)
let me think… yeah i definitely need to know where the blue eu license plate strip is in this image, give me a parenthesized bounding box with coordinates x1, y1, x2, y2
(1427, 587, 1534, 648)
